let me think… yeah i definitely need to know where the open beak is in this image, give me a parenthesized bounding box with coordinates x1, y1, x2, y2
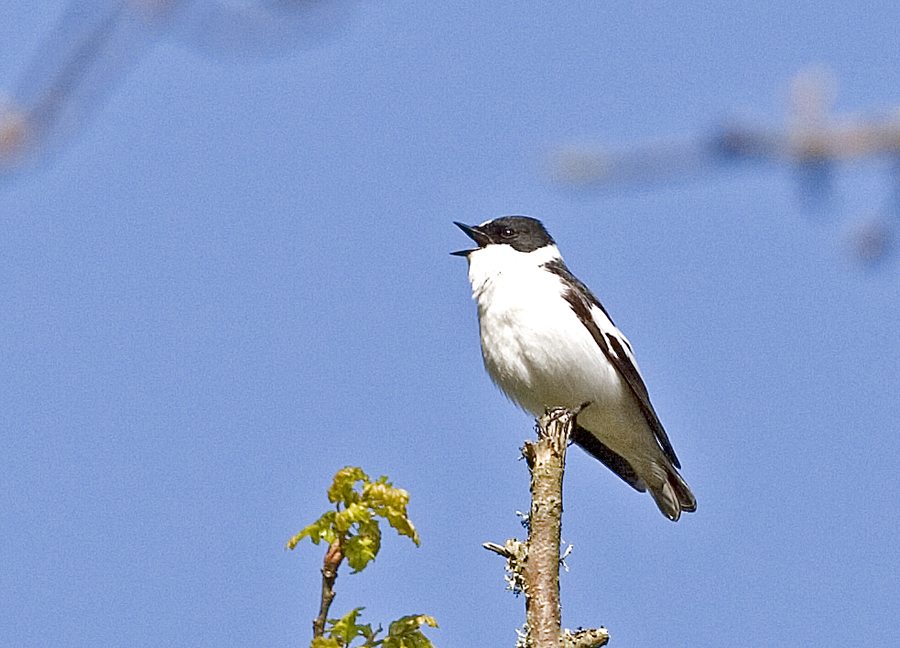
(451, 222, 492, 256)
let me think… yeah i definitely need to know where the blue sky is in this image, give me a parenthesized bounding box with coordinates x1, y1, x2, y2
(2, 1, 899, 647)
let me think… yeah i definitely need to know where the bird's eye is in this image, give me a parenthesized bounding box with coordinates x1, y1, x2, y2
(503, 228, 514, 238)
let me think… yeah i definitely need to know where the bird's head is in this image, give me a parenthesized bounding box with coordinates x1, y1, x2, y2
(451, 216, 555, 257)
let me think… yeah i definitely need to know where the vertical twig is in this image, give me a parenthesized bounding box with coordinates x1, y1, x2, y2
(486, 405, 609, 648)
(521, 408, 574, 647)
(313, 540, 343, 638)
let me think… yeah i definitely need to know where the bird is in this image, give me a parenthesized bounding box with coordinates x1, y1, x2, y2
(452, 215, 696, 521)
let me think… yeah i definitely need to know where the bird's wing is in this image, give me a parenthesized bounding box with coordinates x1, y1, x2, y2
(543, 259, 681, 468)
(571, 424, 648, 491)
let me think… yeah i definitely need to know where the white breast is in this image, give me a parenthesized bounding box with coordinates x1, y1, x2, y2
(467, 244, 626, 417)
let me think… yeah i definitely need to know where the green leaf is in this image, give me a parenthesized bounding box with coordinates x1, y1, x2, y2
(328, 607, 372, 646)
(334, 503, 372, 535)
(328, 467, 369, 506)
(362, 481, 419, 547)
(317, 607, 383, 648)
(380, 615, 439, 648)
(384, 509, 419, 546)
(343, 520, 381, 572)
(286, 511, 337, 550)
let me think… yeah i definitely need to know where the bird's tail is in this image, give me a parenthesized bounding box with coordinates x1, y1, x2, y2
(650, 466, 696, 522)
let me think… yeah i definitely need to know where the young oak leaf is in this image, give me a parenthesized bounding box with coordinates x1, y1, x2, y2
(326, 607, 376, 647)
(286, 511, 337, 550)
(363, 481, 419, 546)
(333, 502, 372, 535)
(310, 638, 342, 648)
(381, 614, 439, 648)
(343, 518, 381, 572)
(328, 467, 369, 506)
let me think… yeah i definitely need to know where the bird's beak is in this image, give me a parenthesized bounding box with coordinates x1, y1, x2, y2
(451, 222, 491, 256)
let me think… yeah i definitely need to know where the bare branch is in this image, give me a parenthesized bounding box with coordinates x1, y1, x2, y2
(486, 405, 608, 647)
(522, 407, 574, 647)
(313, 540, 343, 638)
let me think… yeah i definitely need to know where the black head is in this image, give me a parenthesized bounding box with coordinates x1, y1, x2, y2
(451, 216, 555, 256)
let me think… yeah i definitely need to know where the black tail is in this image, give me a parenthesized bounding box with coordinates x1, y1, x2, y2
(572, 424, 696, 521)
(648, 465, 696, 521)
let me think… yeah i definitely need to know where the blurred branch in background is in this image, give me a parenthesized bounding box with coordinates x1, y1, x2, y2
(0, 0, 354, 180)
(549, 70, 900, 267)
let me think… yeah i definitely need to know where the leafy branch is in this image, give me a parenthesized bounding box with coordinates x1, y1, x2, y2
(311, 608, 438, 648)
(288, 466, 436, 648)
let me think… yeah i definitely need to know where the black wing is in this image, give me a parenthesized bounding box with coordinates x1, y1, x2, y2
(543, 259, 681, 468)
(571, 424, 647, 491)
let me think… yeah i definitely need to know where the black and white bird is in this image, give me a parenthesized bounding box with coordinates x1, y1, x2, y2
(453, 216, 696, 521)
